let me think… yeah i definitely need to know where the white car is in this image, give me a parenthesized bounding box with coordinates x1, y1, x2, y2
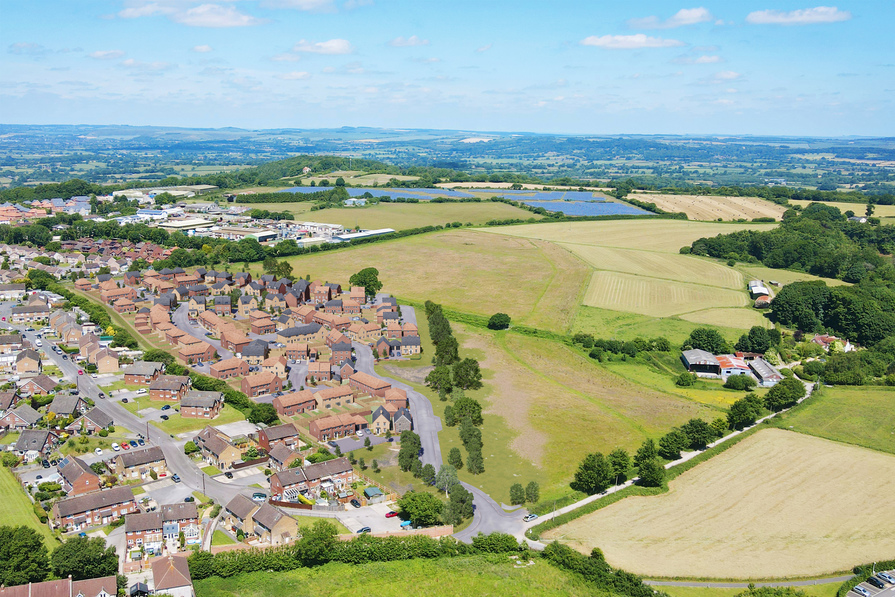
(94, 448, 102, 455)
(355, 429, 364, 437)
(852, 587, 871, 597)
(91, 373, 98, 379)
(111, 443, 120, 452)
(136, 388, 147, 395)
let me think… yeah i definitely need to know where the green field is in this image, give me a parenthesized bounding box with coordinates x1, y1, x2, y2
(775, 386, 895, 454)
(0, 467, 58, 548)
(211, 530, 236, 546)
(152, 405, 246, 435)
(296, 201, 542, 231)
(194, 556, 606, 597)
(292, 515, 351, 535)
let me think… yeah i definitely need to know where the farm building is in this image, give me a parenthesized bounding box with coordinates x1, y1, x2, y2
(680, 349, 720, 375)
(716, 355, 751, 379)
(749, 358, 784, 387)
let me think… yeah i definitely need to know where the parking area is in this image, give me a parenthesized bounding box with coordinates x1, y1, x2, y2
(851, 570, 895, 597)
(338, 501, 405, 534)
(329, 432, 392, 453)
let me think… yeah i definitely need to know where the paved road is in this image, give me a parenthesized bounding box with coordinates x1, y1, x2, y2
(172, 304, 234, 361)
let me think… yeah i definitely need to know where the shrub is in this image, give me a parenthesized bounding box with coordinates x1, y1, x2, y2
(487, 313, 511, 330)
(723, 374, 756, 390)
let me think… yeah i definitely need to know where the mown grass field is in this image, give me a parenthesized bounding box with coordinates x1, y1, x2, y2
(774, 386, 895, 455)
(267, 230, 590, 333)
(627, 192, 788, 221)
(679, 307, 773, 330)
(0, 467, 58, 548)
(544, 429, 895, 579)
(194, 556, 606, 597)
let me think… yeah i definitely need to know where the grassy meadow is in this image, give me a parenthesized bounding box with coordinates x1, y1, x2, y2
(544, 429, 895, 579)
(194, 556, 606, 597)
(300, 201, 541, 231)
(0, 467, 58, 548)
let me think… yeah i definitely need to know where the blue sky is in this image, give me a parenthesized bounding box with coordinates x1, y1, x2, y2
(2, 1, 892, 135)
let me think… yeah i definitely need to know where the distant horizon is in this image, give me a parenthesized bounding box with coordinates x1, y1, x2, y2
(3, 1, 892, 136)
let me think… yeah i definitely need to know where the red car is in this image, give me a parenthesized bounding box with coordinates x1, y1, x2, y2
(121, 443, 130, 450)
(385, 511, 398, 518)
(78, 369, 84, 375)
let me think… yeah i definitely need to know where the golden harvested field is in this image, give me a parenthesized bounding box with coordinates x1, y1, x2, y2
(629, 193, 788, 221)
(270, 230, 589, 333)
(484, 220, 776, 254)
(544, 429, 895, 579)
(740, 266, 849, 287)
(583, 271, 749, 317)
(679, 307, 773, 330)
(789, 199, 895, 217)
(561, 244, 744, 289)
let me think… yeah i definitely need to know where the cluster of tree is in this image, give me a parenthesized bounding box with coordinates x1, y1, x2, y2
(572, 447, 632, 494)
(541, 542, 662, 597)
(187, 521, 527, 580)
(248, 208, 294, 221)
(656, 418, 727, 460)
(261, 256, 294, 280)
(348, 267, 383, 299)
(735, 326, 781, 354)
(424, 301, 483, 391)
(724, 374, 757, 390)
(509, 481, 540, 505)
(681, 327, 730, 354)
(440, 390, 485, 474)
(397, 467, 475, 527)
(0, 527, 122, 591)
(487, 312, 511, 330)
(397, 430, 423, 473)
(726, 393, 766, 430)
(763, 377, 806, 411)
(572, 333, 671, 360)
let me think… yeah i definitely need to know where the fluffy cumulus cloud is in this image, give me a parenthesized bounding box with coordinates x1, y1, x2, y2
(293, 38, 353, 54)
(746, 6, 852, 25)
(581, 34, 685, 49)
(192, 44, 213, 52)
(260, 0, 335, 10)
(628, 7, 714, 29)
(118, 1, 264, 27)
(389, 35, 429, 47)
(90, 49, 126, 59)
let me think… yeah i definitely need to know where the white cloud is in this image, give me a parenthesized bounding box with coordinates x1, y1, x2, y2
(172, 4, 264, 27)
(277, 70, 310, 80)
(192, 44, 213, 52)
(714, 70, 741, 80)
(8, 42, 49, 56)
(629, 7, 713, 29)
(272, 52, 301, 62)
(581, 34, 685, 49)
(746, 6, 851, 25)
(118, 2, 172, 19)
(120, 58, 174, 71)
(389, 35, 429, 47)
(293, 38, 353, 54)
(90, 49, 126, 59)
(476, 43, 492, 53)
(261, 0, 335, 10)
(674, 53, 722, 64)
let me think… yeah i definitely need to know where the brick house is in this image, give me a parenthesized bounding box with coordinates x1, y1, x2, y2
(261, 356, 288, 378)
(15, 349, 41, 375)
(401, 335, 422, 356)
(149, 375, 190, 401)
(123, 361, 165, 385)
(315, 385, 354, 410)
(210, 357, 248, 380)
(268, 443, 301, 471)
(213, 296, 231, 316)
(0, 576, 118, 596)
(0, 404, 42, 430)
(194, 426, 242, 470)
(240, 372, 283, 398)
(330, 341, 353, 366)
(0, 390, 23, 417)
(277, 323, 324, 345)
(223, 494, 259, 536)
(251, 502, 298, 545)
(250, 318, 276, 335)
(348, 371, 391, 397)
(181, 390, 224, 419)
(257, 422, 302, 452)
(384, 387, 408, 409)
(125, 503, 200, 554)
(272, 389, 317, 417)
(308, 413, 367, 441)
(111, 446, 167, 480)
(51, 486, 138, 531)
(237, 295, 258, 316)
(285, 343, 317, 361)
(65, 407, 114, 435)
(20, 374, 56, 396)
(14, 429, 59, 460)
(307, 360, 331, 382)
(94, 348, 120, 374)
(269, 457, 356, 501)
(58, 456, 102, 496)
(47, 394, 89, 417)
(241, 339, 269, 366)
(179, 341, 216, 365)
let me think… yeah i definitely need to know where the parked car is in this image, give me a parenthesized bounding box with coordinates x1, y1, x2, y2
(136, 388, 147, 395)
(385, 511, 398, 518)
(94, 448, 102, 455)
(878, 572, 895, 584)
(852, 587, 872, 597)
(523, 513, 538, 522)
(867, 578, 886, 590)
(91, 373, 98, 379)
(41, 460, 50, 468)
(161, 405, 171, 410)
(172, 474, 181, 483)
(184, 496, 195, 502)
(355, 429, 364, 437)
(137, 439, 145, 446)
(129, 440, 138, 448)
(357, 527, 371, 534)
(327, 441, 338, 448)
(25, 327, 34, 332)
(251, 492, 267, 502)
(121, 443, 130, 450)
(224, 471, 233, 479)
(350, 499, 361, 508)
(160, 414, 169, 420)
(111, 443, 121, 451)
(399, 520, 413, 528)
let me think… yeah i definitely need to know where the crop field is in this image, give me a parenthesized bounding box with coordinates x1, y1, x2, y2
(570, 306, 751, 346)
(194, 556, 603, 597)
(776, 386, 895, 455)
(484, 219, 776, 254)
(628, 193, 788, 221)
(789, 199, 895, 217)
(297, 201, 541, 230)
(543, 429, 895, 579)
(679, 307, 772, 330)
(583, 271, 749, 317)
(740, 265, 850, 287)
(270, 230, 590, 333)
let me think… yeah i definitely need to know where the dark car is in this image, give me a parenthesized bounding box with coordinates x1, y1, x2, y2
(137, 439, 145, 446)
(161, 405, 171, 410)
(41, 460, 50, 468)
(350, 499, 361, 508)
(184, 496, 195, 502)
(327, 441, 338, 448)
(71, 389, 79, 395)
(224, 471, 234, 479)
(121, 397, 129, 403)
(129, 440, 138, 448)
(62, 355, 68, 360)
(160, 414, 169, 420)
(97, 391, 105, 399)
(867, 578, 886, 590)
(357, 527, 371, 534)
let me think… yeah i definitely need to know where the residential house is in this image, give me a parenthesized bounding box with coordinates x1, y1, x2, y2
(66, 407, 114, 435)
(14, 428, 59, 460)
(0, 403, 42, 430)
(58, 456, 102, 496)
(194, 426, 242, 470)
(272, 389, 317, 417)
(125, 503, 200, 555)
(10, 304, 50, 323)
(257, 422, 302, 452)
(210, 357, 248, 380)
(94, 348, 120, 374)
(47, 393, 89, 417)
(330, 341, 352, 366)
(384, 387, 408, 409)
(268, 443, 300, 471)
(220, 330, 251, 355)
(237, 295, 257, 316)
(308, 413, 367, 441)
(179, 341, 216, 365)
(111, 446, 167, 480)
(0, 576, 119, 597)
(401, 336, 422, 356)
(181, 390, 224, 419)
(261, 356, 288, 378)
(0, 282, 27, 300)
(277, 323, 323, 345)
(241, 339, 269, 366)
(187, 296, 207, 320)
(151, 556, 194, 597)
(149, 375, 190, 401)
(213, 296, 232, 316)
(51, 486, 138, 531)
(393, 408, 413, 433)
(348, 371, 391, 397)
(250, 318, 276, 335)
(0, 390, 22, 416)
(270, 457, 356, 501)
(123, 361, 165, 385)
(285, 343, 316, 362)
(240, 372, 283, 398)
(371, 406, 392, 435)
(15, 349, 41, 375)
(20, 374, 56, 395)
(251, 502, 298, 545)
(0, 333, 24, 369)
(315, 385, 354, 410)
(223, 494, 259, 536)
(307, 360, 331, 382)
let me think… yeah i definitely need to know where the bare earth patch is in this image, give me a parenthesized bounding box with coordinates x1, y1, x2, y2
(380, 364, 433, 385)
(544, 428, 895, 579)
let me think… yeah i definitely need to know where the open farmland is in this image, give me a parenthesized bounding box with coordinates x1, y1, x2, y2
(628, 192, 788, 221)
(298, 200, 541, 230)
(194, 556, 605, 597)
(740, 266, 850, 287)
(583, 271, 749, 317)
(269, 230, 590, 333)
(788, 199, 895, 217)
(543, 429, 895, 579)
(776, 386, 895, 455)
(679, 307, 772, 330)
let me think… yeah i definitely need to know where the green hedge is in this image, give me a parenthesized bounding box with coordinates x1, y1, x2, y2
(837, 560, 895, 597)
